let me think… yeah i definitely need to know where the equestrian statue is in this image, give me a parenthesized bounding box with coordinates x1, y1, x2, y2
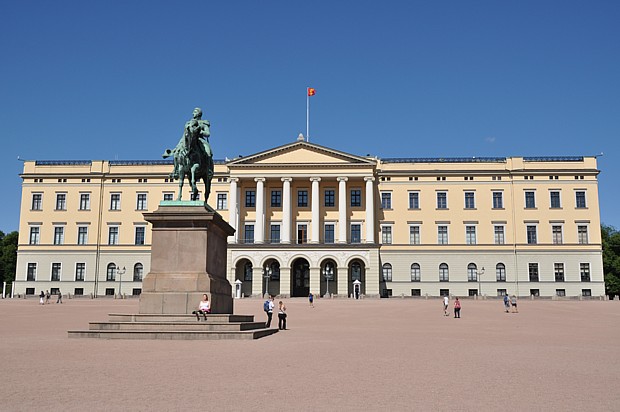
(162, 107, 214, 202)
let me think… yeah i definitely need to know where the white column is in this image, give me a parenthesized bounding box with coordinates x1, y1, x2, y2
(281, 178, 292, 244)
(228, 178, 239, 243)
(310, 177, 321, 243)
(365, 176, 375, 243)
(338, 177, 348, 243)
(255, 178, 265, 244)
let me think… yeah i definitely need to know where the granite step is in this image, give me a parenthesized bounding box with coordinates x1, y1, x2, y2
(89, 321, 268, 332)
(68, 328, 278, 340)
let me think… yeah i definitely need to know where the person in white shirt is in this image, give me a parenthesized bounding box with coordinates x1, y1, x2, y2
(443, 295, 449, 316)
(192, 294, 211, 321)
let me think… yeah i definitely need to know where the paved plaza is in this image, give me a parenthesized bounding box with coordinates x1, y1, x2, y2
(1, 296, 618, 411)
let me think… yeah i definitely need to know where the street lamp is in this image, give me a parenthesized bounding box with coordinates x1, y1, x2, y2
(263, 266, 272, 299)
(117, 266, 126, 298)
(478, 266, 485, 297)
(323, 262, 334, 298)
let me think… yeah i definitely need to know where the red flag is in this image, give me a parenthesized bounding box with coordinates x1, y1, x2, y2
(307, 87, 316, 96)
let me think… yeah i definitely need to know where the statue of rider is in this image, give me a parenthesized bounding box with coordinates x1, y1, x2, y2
(170, 107, 211, 179)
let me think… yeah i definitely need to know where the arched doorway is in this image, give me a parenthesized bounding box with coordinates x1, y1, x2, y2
(320, 259, 337, 297)
(235, 259, 253, 297)
(348, 259, 366, 297)
(291, 258, 310, 297)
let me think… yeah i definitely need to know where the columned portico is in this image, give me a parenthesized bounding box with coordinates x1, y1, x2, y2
(281, 177, 292, 244)
(338, 177, 348, 243)
(310, 177, 321, 243)
(255, 178, 265, 244)
(228, 177, 239, 243)
(365, 176, 375, 243)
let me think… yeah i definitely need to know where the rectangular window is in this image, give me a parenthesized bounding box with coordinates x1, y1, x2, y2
(528, 263, 539, 282)
(530, 289, 540, 297)
(110, 193, 121, 210)
(245, 190, 256, 208)
(244, 224, 254, 244)
(492, 192, 503, 209)
(163, 193, 174, 201)
(271, 190, 282, 207)
(582, 289, 592, 297)
(497, 289, 507, 297)
(525, 191, 536, 208)
(55, 193, 66, 211)
(136, 193, 147, 210)
(297, 190, 308, 207)
(411, 289, 421, 297)
(75, 263, 85, 281)
(270, 224, 280, 244)
(381, 226, 392, 244)
(552, 225, 563, 244)
(79, 193, 90, 210)
(440, 289, 450, 296)
(575, 191, 587, 208)
(556, 289, 566, 297)
(51, 263, 61, 281)
(409, 192, 420, 209)
(496, 265, 506, 282)
(53, 226, 64, 245)
(27, 263, 37, 281)
(32, 193, 42, 210)
(29, 227, 40, 245)
(297, 224, 308, 244)
(108, 226, 119, 245)
(554, 263, 565, 282)
(77, 226, 88, 245)
(465, 226, 476, 245)
(324, 224, 335, 244)
(436, 192, 447, 209)
(324, 190, 335, 207)
(550, 191, 561, 208)
(464, 192, 475, 209)
(409, 226, 420, 245)
(437, 226, 448, 245)
(578, 225, 589, 244)
(351, 224, 361, 244)
(580, 263, 590, 282)
(494, 226, 505, 245)
(135, 226, 145, 245)
(350, 189, 361, 207)
(216, 193, 227, 210)
(526, 225, 537, 244)
(381, 192, 392, 209)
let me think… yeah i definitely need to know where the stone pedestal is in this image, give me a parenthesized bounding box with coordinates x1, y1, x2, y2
(139, 202, 235, 314)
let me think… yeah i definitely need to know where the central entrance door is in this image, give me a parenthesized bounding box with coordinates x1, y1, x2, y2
(291, 258, 310, 297)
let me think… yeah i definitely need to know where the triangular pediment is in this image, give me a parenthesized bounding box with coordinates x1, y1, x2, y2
(227, 141, 375, 167)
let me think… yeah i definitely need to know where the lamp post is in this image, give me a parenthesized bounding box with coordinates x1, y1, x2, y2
(263, 266, 272, 299)
(117, 266, 126, 298)
(323, 263, 334, 298)
(478, 266, 485, 297)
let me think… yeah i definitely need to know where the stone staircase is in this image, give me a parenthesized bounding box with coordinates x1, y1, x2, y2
(68, 313, 279, 340)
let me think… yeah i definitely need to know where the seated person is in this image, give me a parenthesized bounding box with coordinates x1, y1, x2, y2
(192, 294, 211, 321)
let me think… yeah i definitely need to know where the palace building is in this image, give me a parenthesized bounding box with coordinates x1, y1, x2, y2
(14, 139, 605, 298)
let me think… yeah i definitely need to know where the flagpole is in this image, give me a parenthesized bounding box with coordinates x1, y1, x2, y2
(306, 87, 310, 142)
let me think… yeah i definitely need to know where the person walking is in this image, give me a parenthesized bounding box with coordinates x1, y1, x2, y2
(510, 295, 518, 313)
(278, 301, 287, 330)
(45, 290, 50, 304)
(39, 291, 45, 305)
(454, 297, 461, 318)
(503, 294, 510, 313)
(264, 296, 275, 328)
(443, 295, 449, 316)
(308, 292, 314, 308)
(56, 290, 63, 304)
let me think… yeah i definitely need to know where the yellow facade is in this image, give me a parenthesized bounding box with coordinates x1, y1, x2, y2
(15, 141, 604, 298)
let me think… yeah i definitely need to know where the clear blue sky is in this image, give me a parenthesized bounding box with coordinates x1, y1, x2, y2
(1, 1, 619, 232)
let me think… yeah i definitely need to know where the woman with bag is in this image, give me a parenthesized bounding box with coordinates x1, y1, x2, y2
(278, 301, 287, 330)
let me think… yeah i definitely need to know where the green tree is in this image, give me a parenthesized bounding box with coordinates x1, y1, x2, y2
(0, 231, 19, 285)
(602, 224, 620, 297)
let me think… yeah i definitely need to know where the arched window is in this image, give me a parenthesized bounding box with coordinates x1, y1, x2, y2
(467, 263, 478, 282)
(439, 263, 449, 282)
(106, 263, 116, 281)
(244, 262, 253, 281)
(496, 263, 506, 282)
(133, 263, 143, 281)
(411, 263, 421, 282)
(382, 263, 392, 281)
(269, 261, 281, 280)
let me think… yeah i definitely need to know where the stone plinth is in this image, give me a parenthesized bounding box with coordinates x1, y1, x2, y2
(139, 202, 235, 314)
